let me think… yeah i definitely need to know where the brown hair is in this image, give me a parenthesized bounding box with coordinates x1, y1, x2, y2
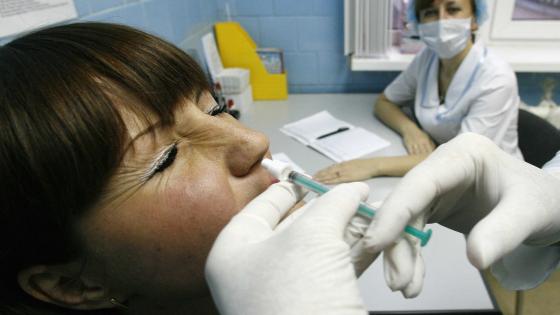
(0, 22, 209, 313)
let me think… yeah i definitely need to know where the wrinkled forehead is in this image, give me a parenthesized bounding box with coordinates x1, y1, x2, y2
(119, 91, 214, 156)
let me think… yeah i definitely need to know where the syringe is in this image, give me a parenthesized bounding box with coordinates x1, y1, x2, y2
(262, 158, 432, 246)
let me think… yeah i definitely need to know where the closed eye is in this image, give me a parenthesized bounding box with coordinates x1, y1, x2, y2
(141, 142, 178, 182)
(208, 100, 228, 116)
(153, 144, 178, 174)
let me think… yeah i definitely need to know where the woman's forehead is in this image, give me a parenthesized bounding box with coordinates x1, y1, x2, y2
(421, 0, 469, 7)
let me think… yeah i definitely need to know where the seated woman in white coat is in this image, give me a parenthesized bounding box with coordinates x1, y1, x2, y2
(315, 0, 522, 184)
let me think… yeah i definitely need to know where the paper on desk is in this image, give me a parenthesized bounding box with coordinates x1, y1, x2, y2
(280, 111, 352, 145)
(316, 127, 390, 162)
(280, 111, 390, 162)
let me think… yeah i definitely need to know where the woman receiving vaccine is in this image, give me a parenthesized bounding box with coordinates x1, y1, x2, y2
(315, 0, 522, 184)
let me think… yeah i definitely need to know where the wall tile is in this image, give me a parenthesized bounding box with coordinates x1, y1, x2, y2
(235, 0, 273, 16)
(62, 0, 558, 96)
(185, 0, 202, 17)
(143, 0, 174, 41)
(73, 0, 91, 16)
(83, 3, 146, 31)
(0, 0, 220, 61)
(200, 0, 219, 21)
(298, 16, 342, 52)
(259, 17, 299, 51)
(273, 0, 313, 16)
(166, 0, 202, 44)
(216, 0, 234, 20)
(349, 70, 398, 92)
(285, 52, 318, 84)
(313, 0, 340, 16)
(236, 17, 260, 43)
(90, 0, 124, 13)
(317, 52, 351, 85)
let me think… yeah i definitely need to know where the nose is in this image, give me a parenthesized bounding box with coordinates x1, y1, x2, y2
(439, 8, 449, 20)
(223, 117, 269, 177)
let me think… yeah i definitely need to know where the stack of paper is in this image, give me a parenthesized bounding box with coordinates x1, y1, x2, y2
(280, 111, 390, 162)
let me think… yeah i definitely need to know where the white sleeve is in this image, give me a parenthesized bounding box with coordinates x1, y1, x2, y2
(491, 155, 560, 290)
(383, 52, 422, 106)
(459, 73, 518, 146)
(542, 151, 560, 177)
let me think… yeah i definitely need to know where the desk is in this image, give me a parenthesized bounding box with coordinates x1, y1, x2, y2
(242, 94, 500, 314)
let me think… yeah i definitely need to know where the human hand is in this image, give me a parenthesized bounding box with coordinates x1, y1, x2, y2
(362, 133, 560, 287)
(401, 125, 435, 155)
(205, 181, 371, 315)
(344, 201, 425, 298)
(314, 159, 381, 184)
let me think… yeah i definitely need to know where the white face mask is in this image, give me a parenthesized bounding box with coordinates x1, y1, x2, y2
(418, 18, 472, 59)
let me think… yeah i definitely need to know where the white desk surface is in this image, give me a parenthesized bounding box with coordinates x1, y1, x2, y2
(242, 94, 498, 313)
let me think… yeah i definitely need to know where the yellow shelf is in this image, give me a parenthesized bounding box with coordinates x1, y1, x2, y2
(215, 22, 288, 100)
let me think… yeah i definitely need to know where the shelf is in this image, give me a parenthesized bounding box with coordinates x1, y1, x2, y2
(351, 45, 560, 73)
(351, 48, 414, 72)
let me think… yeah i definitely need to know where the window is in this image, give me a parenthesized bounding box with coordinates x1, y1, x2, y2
(488, 0, 560, 41)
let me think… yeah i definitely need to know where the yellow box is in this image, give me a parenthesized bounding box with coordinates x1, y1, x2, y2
(215, 22, 288, 100)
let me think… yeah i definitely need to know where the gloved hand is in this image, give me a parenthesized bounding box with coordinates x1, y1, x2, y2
(205, 181, 371, 315)
(345, 202, 425, 298)
(362, 133, 560, 289)
(275, 197, 425, 298)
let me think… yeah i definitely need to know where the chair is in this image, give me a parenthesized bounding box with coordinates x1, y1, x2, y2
(516, 109, 560, 315)
(518, 109, 560, 168)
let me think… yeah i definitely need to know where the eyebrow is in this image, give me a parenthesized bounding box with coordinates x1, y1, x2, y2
(123, 121, 163, 153)
(121, 93, 204, 158)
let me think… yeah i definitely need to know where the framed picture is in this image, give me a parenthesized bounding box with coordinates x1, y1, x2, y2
(489, 0, 560, 41)
(256, 48, 284, 74)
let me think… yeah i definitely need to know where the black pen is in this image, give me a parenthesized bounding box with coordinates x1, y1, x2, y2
(316, 127, 350, 140)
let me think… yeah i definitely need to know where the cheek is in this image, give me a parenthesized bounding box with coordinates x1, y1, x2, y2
(165, 171, 237, 240)
(79, 171, 241, 297)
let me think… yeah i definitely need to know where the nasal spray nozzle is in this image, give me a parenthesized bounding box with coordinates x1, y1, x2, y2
(261, 158, 432, 246)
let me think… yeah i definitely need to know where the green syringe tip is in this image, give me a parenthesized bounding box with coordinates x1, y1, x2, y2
(404, 226, 432, 247)
(289, 171, 433, 247)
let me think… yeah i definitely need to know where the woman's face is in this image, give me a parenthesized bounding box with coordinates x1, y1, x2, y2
(75, 92, 275, 304)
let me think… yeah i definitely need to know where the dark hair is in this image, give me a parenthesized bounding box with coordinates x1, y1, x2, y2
(414, 0, 477, 21)
(0, 22, 209, 313)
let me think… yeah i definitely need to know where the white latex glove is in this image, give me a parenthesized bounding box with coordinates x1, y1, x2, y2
(277, 198, 425, 298)
(205, 181, 371, 315)
(344, 202, 425, 298)
(362, 133, 560, 289)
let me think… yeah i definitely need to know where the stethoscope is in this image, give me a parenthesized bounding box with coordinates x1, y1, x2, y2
(418, 46, 488, 122)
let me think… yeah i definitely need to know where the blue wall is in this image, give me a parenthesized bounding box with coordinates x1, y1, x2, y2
(0, 0, 220, 60)
(0, 0, 558, 105)
(223, 0, 560, 103)
(225, 0, 398, 94)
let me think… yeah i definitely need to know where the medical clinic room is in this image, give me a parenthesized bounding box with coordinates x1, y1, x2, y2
(3, 0, 560, 314)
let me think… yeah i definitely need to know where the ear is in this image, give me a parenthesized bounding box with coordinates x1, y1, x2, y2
(17, 265, 114, 310)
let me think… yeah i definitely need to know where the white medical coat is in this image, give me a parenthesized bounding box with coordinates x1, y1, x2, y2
(490, 153, 560, 290)
(384, 40, 523, 159)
